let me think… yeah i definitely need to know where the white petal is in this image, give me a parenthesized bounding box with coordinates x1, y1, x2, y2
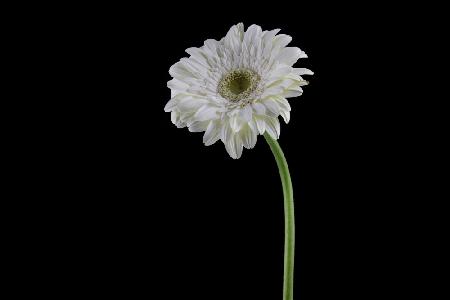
(169, 62, 194, 79)
(243, 24, 263, 48)
(203, 39, 219, 60)
(224, 133, 243, 159)
(171, 110, 185, 128)
(266, 78, 296, 91)
(273, 96, 291, 112)
(221, 121, 233, 143)
(188, 121, 210, 132)
(285, 73, 302, 81)
(203, 121, 221, 146)
(239, 105, 253, 122)
(194, 106, 219, 121)
(284, 90, 302, 98)
(229, 114, 245, 132)
(167, 78, 189, 91)
(179, 58, 210, 79)
(293, 68, 314, 75)
(261, 85, 284, 98)
(280, 109, 291, 124)
(179, 111, 196, 127)
(273, 34, 292, 49)
(224, 23, 244, 52)
(254, 116, 266, 135)
(204, 39, 218, 49)
(252, 102, 266, 115)
(298, 80, 309, 87)
(265, 117, 281, 139)
(185, 47, 210, 67)
(284, 86, 303, 98)
(240, 124, 257, 149)
(276, 47, 307, 66)
(263, 98, 280, 115)
(164, 97, 178, 112)
(170, 110, 178, 125)
(268, 66, 292, 81)
(178, 97, 208, 113)
(248, 119, 258, 132)
(262, 29, 280, 58)
(233, 134, 243, 159)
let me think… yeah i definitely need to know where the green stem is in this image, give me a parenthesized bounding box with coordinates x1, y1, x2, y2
(264, 133, 295, 300)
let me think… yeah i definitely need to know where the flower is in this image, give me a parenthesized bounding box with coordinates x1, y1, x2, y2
(164, 23, 313, 159)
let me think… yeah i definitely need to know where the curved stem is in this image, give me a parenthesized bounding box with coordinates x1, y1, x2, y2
(264, 133, 295, 300)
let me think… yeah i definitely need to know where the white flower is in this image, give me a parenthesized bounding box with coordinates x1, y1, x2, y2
(164, 23, 313, 159)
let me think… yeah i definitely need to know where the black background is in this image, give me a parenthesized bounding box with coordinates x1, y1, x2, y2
(29, 2, 427, 299)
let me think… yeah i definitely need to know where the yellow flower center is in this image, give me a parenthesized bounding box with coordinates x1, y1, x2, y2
(218, 69, 260, 102)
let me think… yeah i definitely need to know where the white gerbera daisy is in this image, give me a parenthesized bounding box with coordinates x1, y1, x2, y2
(164, 23, 313, 159)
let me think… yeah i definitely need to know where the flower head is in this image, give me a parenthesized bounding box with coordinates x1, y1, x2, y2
(164, 23, 313, 159)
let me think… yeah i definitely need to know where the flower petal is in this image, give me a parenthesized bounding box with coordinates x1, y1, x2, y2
(239, 105, 253, 122)
(252, 102, 266, 115)
(273, 96, 291, 112)
(224, 23, 244, 53)
(293, 68, 314, 75)
(169, 62, 193, 79)
(240, 124, 257, 149)
(276, 47, 307, 66)
(164, 97, 178, 112)
(265, 117, 281, 139)
(261, 85, 285, 98)
(262, 28, 281, 58)
(224, 132, 243, 159)
(268, 66, 292, 81)
(284, 86, 303, 98)
(280, 109, 290, 124)
(188, 121, 210, 132)
(263, 98, 280, 115)
(229, 114, 245, 132)
(243, 24, 263, 48)
(203, 121, 221, 146)
(254, 116, 266, 135)
(194, 106, 219, 121)
(273, 34, 292, 49)
(171, 110, 185, 128)
(177, 97, 208, 113)
(167, 78, 189, 91)
(221, 121, 233, 143)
